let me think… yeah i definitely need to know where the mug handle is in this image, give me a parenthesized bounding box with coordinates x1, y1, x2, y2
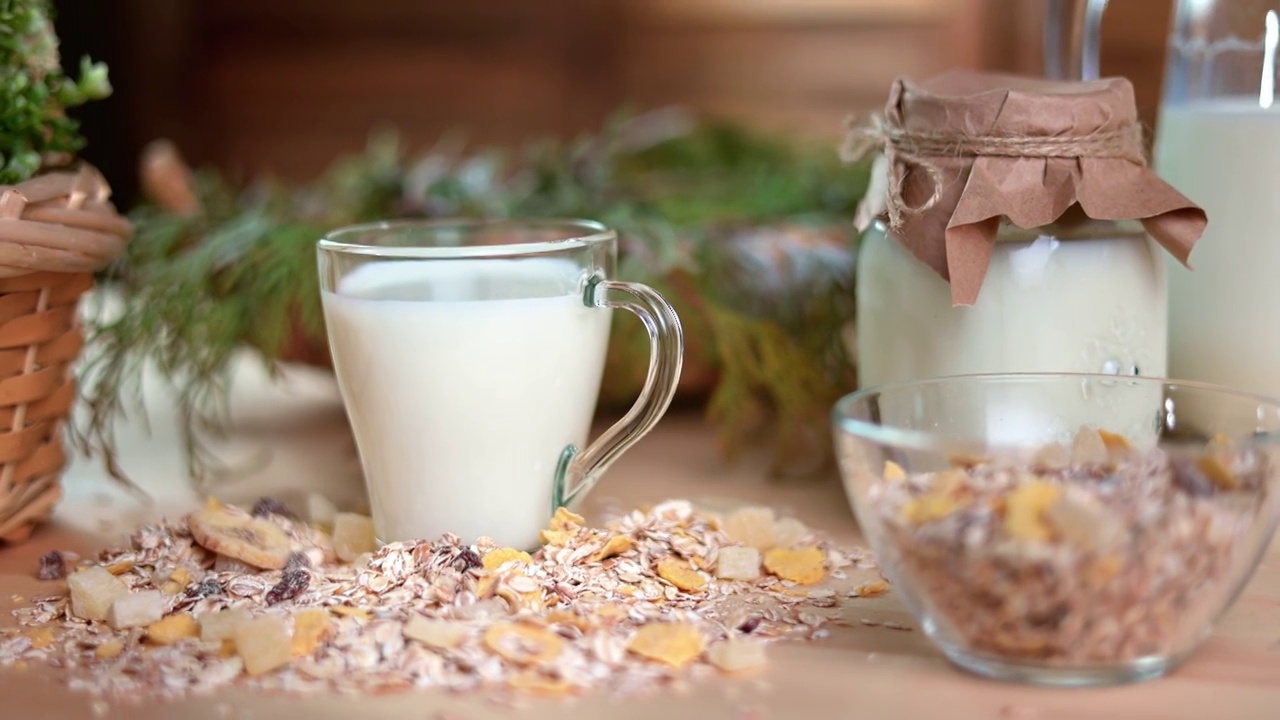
(552, 275, 684, 510)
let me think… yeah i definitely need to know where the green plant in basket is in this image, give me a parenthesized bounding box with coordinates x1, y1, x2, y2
(76, 109, 870, 487)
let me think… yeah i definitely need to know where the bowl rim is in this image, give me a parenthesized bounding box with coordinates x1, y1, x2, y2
(832, 372, 1280, 452)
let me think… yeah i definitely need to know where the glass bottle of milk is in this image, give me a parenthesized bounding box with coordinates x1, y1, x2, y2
(1155, 0, 1280, 397)
(856, 213, 1168, 388)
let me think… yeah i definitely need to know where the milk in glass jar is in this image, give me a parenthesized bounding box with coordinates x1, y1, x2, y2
(846, 71, 1207, 390)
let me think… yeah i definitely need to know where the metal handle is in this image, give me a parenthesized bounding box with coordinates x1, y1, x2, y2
(552, 277, 683, 509)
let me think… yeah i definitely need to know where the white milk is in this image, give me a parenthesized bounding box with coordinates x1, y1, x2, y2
(856, 228, 1168, 445)
(1156, 99, 1280, 397)
(322, 259, 611, 550)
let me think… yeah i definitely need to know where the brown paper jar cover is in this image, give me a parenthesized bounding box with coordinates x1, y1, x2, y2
(864, 70, 1207, 305)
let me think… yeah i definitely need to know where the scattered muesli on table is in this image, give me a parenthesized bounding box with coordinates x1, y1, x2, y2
(0, 498, 880, 704)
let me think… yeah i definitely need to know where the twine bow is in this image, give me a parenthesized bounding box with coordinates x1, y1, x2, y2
(840, 113, 1147, 231)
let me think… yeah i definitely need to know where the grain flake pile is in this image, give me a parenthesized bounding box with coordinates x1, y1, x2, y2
(0, 498, 883, 701)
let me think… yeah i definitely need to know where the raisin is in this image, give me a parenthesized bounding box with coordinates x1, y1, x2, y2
(265, 569, 310, 605)
(185, 578, 224, 598)
(453, 548, 483, 572)
(251, 497, 296, 520)
(737, 616, 762, 634)
(36, 550, 66, 580)
(284, 552, 312, 571)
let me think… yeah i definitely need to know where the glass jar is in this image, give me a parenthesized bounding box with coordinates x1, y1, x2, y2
(855, 212, 1168, 389)
(1155, 0, 1280, 397)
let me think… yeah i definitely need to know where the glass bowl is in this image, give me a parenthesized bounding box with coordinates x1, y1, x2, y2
(832, 373, 1280, 687)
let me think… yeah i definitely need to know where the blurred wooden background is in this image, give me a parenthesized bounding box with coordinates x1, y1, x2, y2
(54, 0, 1174, 208)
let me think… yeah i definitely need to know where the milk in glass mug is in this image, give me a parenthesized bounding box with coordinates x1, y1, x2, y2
(317, 219, 683, 550)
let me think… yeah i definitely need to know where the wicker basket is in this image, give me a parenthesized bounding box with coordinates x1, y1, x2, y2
(0, 166, 132, 543)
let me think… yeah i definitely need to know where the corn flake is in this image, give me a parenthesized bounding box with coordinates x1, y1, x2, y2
(1003, 481, 1062, 542)
(549, 507, 584, 530)
(589, 534, 634, 562)
(482, 548, 533, 572)
(627, 622, 706, 668)
(763, 546, 825, 585)
(291, 609, 333, 657)
(854, 580, 889, 597)
(656, 557, 707, 593)
(94, 641, 124, 660)
(883, 460, 906, 481)
(1196, 456, 1238, 490)
(484, 623, 564, 666)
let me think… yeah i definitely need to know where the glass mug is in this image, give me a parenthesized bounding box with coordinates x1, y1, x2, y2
(317, 219, 683, 550)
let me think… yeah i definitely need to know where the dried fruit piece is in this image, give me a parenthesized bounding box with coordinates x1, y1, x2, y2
(453, 547, 483, 572)
(772, 517, 811, 549)
(94, 641, 124, 659)
(26, 628, 55, 649)
(329, 606, 372, 622)
(187, 507, 292, 570)
(284, 552, 311, 571)
(706, 638, 767, 673)
(854, 580, 889, 597)
(1085, 555, 1124, 585)
(763, 547, 825, 585)
(1196, 455, 1238, 490)
(723, 507, 778, 550)
(508, 670, 574, 697)
(483, 623, 564, 665)
(332, 513, 377, 562)
(265, 570, 310, 605)
(627, 622, 706, 668)
(588, 534, 634, 562)
(105, 560, 135, 575)
(306, 493, 338, 529)
(1043, 489, 1126, 551)
(199, 608, 250, 642)
(403, 615, 468, 650)
(251, 497, 296, 520)
(1098, 429, 1132, 453)
(36, 550, 66, 580)
(1003, 481, 1062, 542)
(901, 470, 968, 524)
(715, 546, 761, 581)
(656, 557, 707, 593)
(883, 460, 906, 481)
(146, 614, 199, 645)
(234, 615, 293, 676)
(107, 590, 166, 630)
(482, 548, 533, 572)
(1070, 426, 1109, 466)
(1030, 442, 1069, 470)
(67, 566, 130, 622)
(291, 609, 332, 657)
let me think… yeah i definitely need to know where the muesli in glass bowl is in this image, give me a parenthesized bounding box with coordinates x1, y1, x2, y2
(833, 373, 1280, 686)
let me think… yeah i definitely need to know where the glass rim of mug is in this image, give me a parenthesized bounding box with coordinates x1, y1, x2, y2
(317, 218, 616, 259)
(833, 372, 1280, 454)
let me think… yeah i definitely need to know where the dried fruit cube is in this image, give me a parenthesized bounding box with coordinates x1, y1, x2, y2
(1003, 481, 1061, 542)
(763, 547, 825, 585)
(627, 622, 706, 668)
(482, 548, 533, 572)
(188, 507, 292, 570)
(588, 534, 634, 562)
(483, 623, 564, 665)
(107, 590, 166, 630)
(772, 517, 811, 549)
(1043, 489, 1125, 551)
(854, 580, 889, 597)
(715, 546, 761, 581)
(291, 609, 333, 657)
(146, 614, 199, 645)
(882, 460, 906, 481)
(706, 638, 767, 673)
(199, 608, 250, 642)
(722, 507, 777, 550)
(656, 557, 707, 593)
(234, 615, 293, 676)
(67, 566, 129, 622)
(403, 615, 468, 650)
(332, 513, 377, 562)
(306, 493, 338, 529)
(160, 567, 193, 595)
(1070, 426, 1109, 466)
(94, 641, 124, 659)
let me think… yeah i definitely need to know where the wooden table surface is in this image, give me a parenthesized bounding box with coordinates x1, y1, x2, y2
(2, 356, 1279, 719)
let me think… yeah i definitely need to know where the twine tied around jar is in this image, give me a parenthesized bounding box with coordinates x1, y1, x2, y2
(840, 112, 1147, 232)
